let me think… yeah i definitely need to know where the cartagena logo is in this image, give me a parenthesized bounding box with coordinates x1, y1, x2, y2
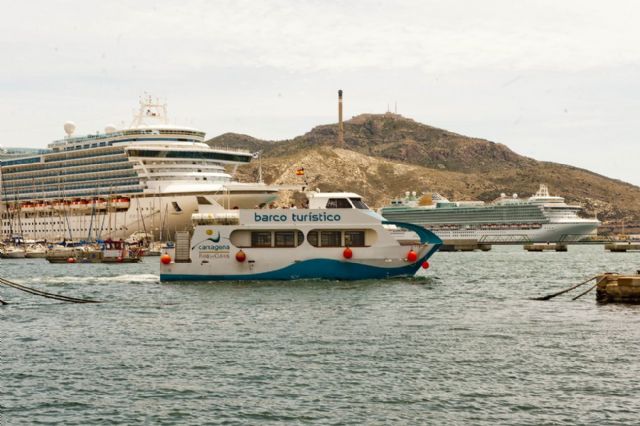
(205, 229, 220, 242)
(192, 229, 226, 250)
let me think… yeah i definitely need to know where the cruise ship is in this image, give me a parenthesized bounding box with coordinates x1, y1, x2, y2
(380, 184, 600, 243)
(0, 96, 278, 242)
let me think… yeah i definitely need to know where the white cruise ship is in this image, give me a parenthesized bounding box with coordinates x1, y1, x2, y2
(0, 96, 278, 242)
(380, 184, 600, 243)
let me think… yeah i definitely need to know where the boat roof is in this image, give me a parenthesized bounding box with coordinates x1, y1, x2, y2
(307, 192, 364, 199)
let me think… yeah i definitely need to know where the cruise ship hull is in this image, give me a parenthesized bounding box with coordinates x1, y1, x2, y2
(382, 185, 600, 244)
(425, 221, 598, 243)
(1, 97, 281, 243)
(1, 187, 278, 242)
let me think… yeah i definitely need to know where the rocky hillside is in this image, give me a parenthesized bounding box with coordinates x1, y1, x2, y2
(207, 113, 640, 222)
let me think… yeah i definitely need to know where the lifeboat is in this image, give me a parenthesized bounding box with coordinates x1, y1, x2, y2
(21, 202, 36, 213)
(35, 201, 51, 212)
(95, 198, 108, 210)
(60, 200, 72, 210)
(52, 200, 65, 211)
(112, 197, 131, 210)
(70, 199, 85, 210)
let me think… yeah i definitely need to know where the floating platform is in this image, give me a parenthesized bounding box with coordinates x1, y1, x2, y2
(524, 242, 567, 252)
(596, 273, 640, 303)
(440, 240, 491, 252)
(604, 241, 640, 252)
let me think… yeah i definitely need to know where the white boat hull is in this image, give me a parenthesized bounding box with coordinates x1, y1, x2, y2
(160, 209, 442, 281)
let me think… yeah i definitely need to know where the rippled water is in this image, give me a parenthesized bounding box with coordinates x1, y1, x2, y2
(2, 246, 640, 425)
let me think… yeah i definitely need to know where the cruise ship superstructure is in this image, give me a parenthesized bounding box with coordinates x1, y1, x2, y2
(380, 184, 600, 243)
(0, 97, 278, 242)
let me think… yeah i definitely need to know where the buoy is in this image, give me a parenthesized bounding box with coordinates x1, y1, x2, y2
(160, 254, 172, 265)
(343, 247, 353, 259)
(67, 257, 76, 264)
(235, 250, 246, 262)
(422, 261, 430, 269)
(406, 250, 417, 262)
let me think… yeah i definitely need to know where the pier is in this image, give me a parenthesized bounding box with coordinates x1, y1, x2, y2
(596, 273, 640, 303)
(524, 242, 568, 252)
(604, 241, 640, 252)
(440, 239, 492, 252)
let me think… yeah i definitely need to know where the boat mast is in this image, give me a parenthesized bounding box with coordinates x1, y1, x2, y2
(130, 94, 169, 128)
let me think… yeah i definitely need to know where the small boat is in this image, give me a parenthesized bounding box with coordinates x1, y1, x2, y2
(25, 243, 48, 258)
(70, 199, 85, 210)
(46, 240, 143, 263)
(21, 202, 36, 213)
(160, 191, 442, 281)
(93, 198, 108, 210)
(2, 245, 26, 259)
(146, 241, 163, 256)
(34, 201, 51, 212)
(111, 197, 131, 210)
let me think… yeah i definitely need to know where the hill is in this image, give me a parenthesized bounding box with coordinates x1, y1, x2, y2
(207, 113, 640, 222)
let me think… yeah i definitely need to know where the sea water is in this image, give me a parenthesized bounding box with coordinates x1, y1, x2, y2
(1, 245, 639, 425)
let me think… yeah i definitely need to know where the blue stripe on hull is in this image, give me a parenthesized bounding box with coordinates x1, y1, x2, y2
(161, 245, 440, 282)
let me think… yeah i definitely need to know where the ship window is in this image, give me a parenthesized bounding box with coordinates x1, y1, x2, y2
(308, 231, 318, 247)
(320, 231, 342, 247)
(171, 201, 182, 212)
(326, 198, 352, 209)
(349, 198, 368, 209)
(274, 231, 295, 247)
(251, 231, 272, 248)
(196, 196, 212, 205)
(345, 231, 365, 247)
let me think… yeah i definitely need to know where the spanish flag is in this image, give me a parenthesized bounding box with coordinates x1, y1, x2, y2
(295, 167, 305, 176)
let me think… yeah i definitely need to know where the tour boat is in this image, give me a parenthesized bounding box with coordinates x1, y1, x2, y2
(160, 191, 442, 281)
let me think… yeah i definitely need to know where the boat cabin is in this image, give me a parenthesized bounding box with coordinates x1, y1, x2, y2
(306, 192, 369, 210)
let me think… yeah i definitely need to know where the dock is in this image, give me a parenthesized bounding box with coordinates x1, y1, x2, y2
(596, 273, 640, 303)
(440, 239, 492, 252)
(604, 241, 640, 252)
(524, 242, 567, 252)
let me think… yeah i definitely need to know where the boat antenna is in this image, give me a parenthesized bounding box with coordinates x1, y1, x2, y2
(130, 94, 169, 128)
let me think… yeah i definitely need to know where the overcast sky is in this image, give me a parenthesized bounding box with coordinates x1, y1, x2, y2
(1, 0, 639, 186)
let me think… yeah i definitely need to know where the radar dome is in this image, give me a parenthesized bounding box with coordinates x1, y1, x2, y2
(63, 121, 76, 136)
(105, 124, 117, 134)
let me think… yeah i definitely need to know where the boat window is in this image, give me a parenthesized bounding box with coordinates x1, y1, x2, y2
(349, 198, 368, 209)
(344, 231, 365, 247)
(274, 231, 295, 247)
(251, 231, 272, 248)
(196, 196, 212, 205)
(326, 198, 352, 208)
(308, 231, 318, 247)
(320, 231, 342, 247)
(171, 201, 182, 212)
(244, 230, 304, 248)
